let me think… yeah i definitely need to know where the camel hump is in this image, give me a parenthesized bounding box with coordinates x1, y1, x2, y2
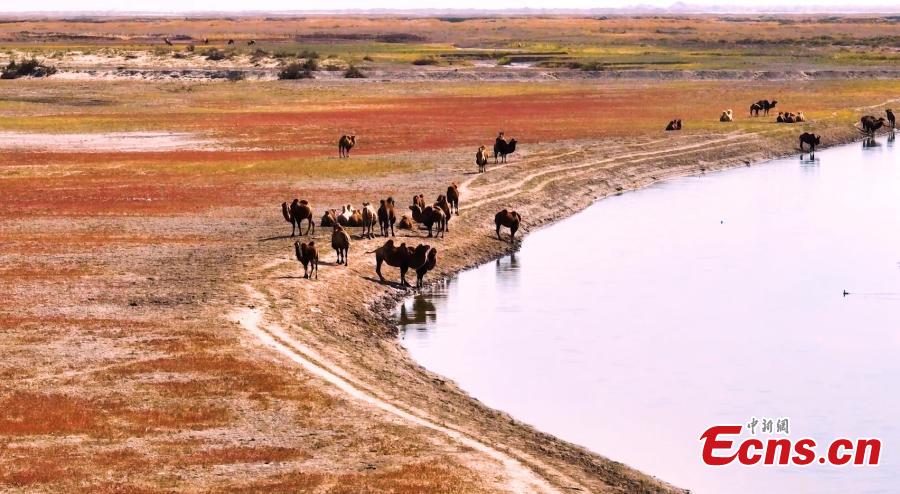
(299, 199, 308, 205)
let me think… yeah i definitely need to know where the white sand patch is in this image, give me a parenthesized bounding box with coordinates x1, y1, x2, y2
(0, 131, 220, 152)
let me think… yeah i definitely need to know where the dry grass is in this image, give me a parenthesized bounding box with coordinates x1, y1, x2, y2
(0, 391, 102, 435)
(235, 460, 486, 494)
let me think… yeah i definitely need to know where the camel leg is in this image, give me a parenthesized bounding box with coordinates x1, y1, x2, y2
(510, 226, 517, 244)
(376, 257, 385, 281)
(400, 266, 409, 287)
(390, 224, 395, 237)
(314, 260, 318, 279)
(496, 224, 502, 240)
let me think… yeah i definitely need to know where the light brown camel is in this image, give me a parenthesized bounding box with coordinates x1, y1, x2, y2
(476, 145, 489, 173)
(361, 202, 377, 239)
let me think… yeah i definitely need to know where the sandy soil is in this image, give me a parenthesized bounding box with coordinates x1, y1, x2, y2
(0, 131, 220, 151)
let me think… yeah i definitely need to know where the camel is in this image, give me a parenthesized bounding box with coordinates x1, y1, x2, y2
(203, 38, 209, 44)
(415, 247, 438, 288)
(446, 183, 460, 215)
(397, 215, 414, 230)
(227, 39, 235, 45)
(294, 241, 318, 279)
(248, 40, 256, 46)
(321, 209, 337, 227)
(493, 137, 518, 164)
(782, 113, 796, 124)
(860, 115, 888, 136)
(369, 240, 431, 287)
(799, 132, 821, 153)
(163, 38, 173, 46)
(887, 109, 896, 129)
(378, 197, 397, 237)
(337, 205, 356, 226)
(338, 135, 356, 158)
(412, 194, 426, 211)
(794, 112, 805, 123)
(755, 100, 777, 116)
(750, 103, 762, 117)
(776, 112, 784, 123)
(360, 202, 377, 239)
(434, 195, 452, 232)
(331, 225, 350, 266)
(282, 199, 314, 236)
(476, 145, 489, 173)
(409, 204, 445, 238)
(719, 109, 734, 122)
(665, 119, 682, 131)
(495, 209, 522, 243)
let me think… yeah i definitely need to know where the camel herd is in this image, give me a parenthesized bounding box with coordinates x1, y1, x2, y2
(285, 106, 896, 285)
(282, 177, 522, 286)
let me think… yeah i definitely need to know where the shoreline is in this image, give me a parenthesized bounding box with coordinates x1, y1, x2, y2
(247, 115, 891, 492)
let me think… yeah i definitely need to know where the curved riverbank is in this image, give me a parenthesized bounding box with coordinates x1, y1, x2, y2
(245, 113, 892, 491)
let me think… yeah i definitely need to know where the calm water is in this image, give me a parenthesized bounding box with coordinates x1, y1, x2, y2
(399, 134, 900, 493)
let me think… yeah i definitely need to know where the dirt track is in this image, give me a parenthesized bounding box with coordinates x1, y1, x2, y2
(230, 119, 876, 492)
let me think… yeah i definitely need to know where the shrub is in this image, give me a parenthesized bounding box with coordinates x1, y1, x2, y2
(300, 58, 318, 71)
(412, 57, 439, 66)
(1, 58, 57, 79)
(278, 63, 314, 80)
(496, 56, 512, 66)
(362, 55, 374, 62)
(205, 49, 228, 61)
(343, 65, 366, 78)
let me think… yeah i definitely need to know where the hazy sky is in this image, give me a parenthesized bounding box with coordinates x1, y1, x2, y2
(2, 0, 889, 12)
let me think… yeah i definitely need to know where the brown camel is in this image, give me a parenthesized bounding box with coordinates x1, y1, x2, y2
(665, 119, 682, 131)
(361, 202, 377, 239)
(281, 199, 314, 236)
(799, 132, 821, 153)
(331, 225, 350, 266)
(495, 209, 522, 243)
(369, 240, 431, 287)
(476, 145, 489, 173)
(861, 115, 888, 136)
(434, 195, 451, 232)
(415, 247, 438, 288)
(397, 215, 414, 230)
(294, 241, 318, 279)
(412, 194, 426, 211)
(378, 197, 397, 237)
(446, 183, 460, 215)
(409, 204, 445, 238)
(338, 135, 356, 158)
(321, 209, 337, 227)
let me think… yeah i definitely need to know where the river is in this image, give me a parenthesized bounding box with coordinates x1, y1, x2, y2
(398, 134, 899, 493)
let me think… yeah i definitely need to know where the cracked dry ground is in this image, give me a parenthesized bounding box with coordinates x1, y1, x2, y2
(1, 80, 894, 493)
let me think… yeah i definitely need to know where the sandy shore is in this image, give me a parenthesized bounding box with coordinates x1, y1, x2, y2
(237, 119, 883, 492)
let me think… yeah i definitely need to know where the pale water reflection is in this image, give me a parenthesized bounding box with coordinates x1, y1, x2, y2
(399, 134, 900, 494)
